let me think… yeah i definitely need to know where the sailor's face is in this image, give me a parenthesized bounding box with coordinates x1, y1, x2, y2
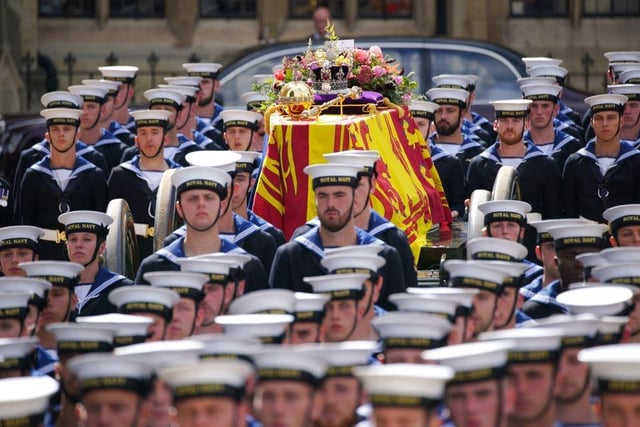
(101, 96, 115, 123)
(290, 321, 322, 344)
(0, 247, 35, 277)
(592, 111, 623, 142)
(446, 379, 505, 427)
(555, 347, 590, 403)
(487, 221, 523, 242)
(615, 225, 640, 247)
(623, 101, 640, 128)
(372, 406, 432, 427)
(177, 189, 223, 232)
(80, 102, 102, 130)
(198, 78, 215, 106)
(319, 376, 361, 427)
(225, 126, 252, 151)
(231, 172, 252, 210)
(322, 299, 359, 342)
(200, 282, 226, 322)
(47, 124, 78, 152)
(528, 101, 556, 130)
(315, 186, 355, 233)
(494, 117, 527, 146)
(470, 289, 497, 336)
(435, 105, 462, 136)
(0, 318, 22, 339)
(252, 380, 317, 427)
(66, 232, 100, 266)
(40, 286, 74, 326)
(165, 297, 198, 340)
(82, 389, 142, 427)
(353, 176, 372, 217)
(383, 348, 424, 364)
(413, 117, 432, 140)
(135, 126, 166, 158)
(507, 363, 556, 423)
(599, 393, 640, 427)
(175, 396, 240, 427)
(493, 285, 518, 329)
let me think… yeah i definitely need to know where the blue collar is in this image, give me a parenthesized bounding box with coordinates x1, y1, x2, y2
(479, 140, 545, 163)
(293, 227, 383, 258)
(576, 139, 640, 163)
(157, 236, 243, 265)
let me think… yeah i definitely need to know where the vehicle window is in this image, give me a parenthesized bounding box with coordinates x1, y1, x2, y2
(429, 48, 521, 103)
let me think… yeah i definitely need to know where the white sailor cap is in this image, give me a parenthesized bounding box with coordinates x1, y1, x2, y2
(303, 273, 368, 300)
(527, 65, 569, 83)
(388, 293, 459, 321)
(406, 287, 478, 314)
(372, 312, 452, 350)
(130, 109, 172, 129)
(68, 84, 109, 103)
(220, 109, 261, 130)
(303, 163, 362, 189)
(619, 68, 640, 84)
(556, 285, 634, 316)
(184, 150, 242, 172)
(234, 151, 261, 173)
(480, 260, 529, 288)
(532, 313, 600, 347)
(466, 237, 528, 262)
(0, 225, 43, 251)
(444, 260, 510, 294)
(610, 62, 640, 75)
(171, 165, 232, 198)
(575, 252, 606, 272)
(578, 343, 640, 394)
(604, 51, 640, 64)
(353, 363, 453, 407)
(163, 75, 202, 87)
(98, 65, 139, 83)
(76, 313, 154, 347)
(597, 316, 629, 345)
(409, 99, 439, 119)
(547, 223, 608, 251)
(253, 347, 327, 385)
(425, 87, 469, 107)
(144, 88, 186, 109)
(293, 292, 329, 323)
(0, 277, 51, 309)
(0, 376, 59, 422)
(114, 339, 205, 370)
(81, 79, 120, 96)
(214, 313, 294, 344)
(600, 247, 640, 263)
(321, 252, 386, 276)
(19, 261, 83, 289)
(522, 57, 563, 69)
(193, 252, 252, 268)
(108, 285, 180, 320)
(40, 107, 82, 126)
(191, 333, 261, 361)
(477, 200, 531, 226)
(294, 341, 378, 376)
(241, 91, 267, 109)
(529, 218, 595, 243)
(324, 244, 383, 257)
(46, 322, 116, 354)
(160, 358, 253, 401)
(517, 76, 558, 87)
(0, 336, 38, 371)
(591, 263, 640, 289)
(520, 84, 563, 102)
(68, 353, 153, 395)
(464, 74, 480, 90)
(432, 74, 474, 90)
(228, 289, 296, 315)
(176, 257, 236, 283)
(478, 327, 564, 364)
(323, 150, 380, 176)
(422, 340, 514, 384)
(0, 292, 30, 319)
(608, 84, 640, 101)
(40, 91, 83, 109)
(182, 62, 222, 78)
(490, 99, 533, 118)
(144, 271, 208, 301)
(58, 210, 112, 237)
(585, 93, 628, 114)
(158, 84, 198, 101)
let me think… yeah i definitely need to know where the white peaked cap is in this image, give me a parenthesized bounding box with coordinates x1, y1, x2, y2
(184, 150, 241, 170)
(557, 285, 634, 316)
(228, 289, 296, 315)
(0, 376, 59, 420)
(522, 57, 563, 69)
(115, 339, 205, 370)
(600, 247, 640, 263)
(40, 91, 83, 108)
(466, 237, 528, 261)
(163, 75, 202, 87)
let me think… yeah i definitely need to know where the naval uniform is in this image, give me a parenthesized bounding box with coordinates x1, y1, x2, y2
(17, 156, 107, 260)
(430, 144, 466, 215)
(471, 111, 497, 144)
(521, 279, 568, 319)
(269, 227, 407, 311)
(89, 129, 129, 175)
(75, 266, 133, 317)
(429, 134, 485, 197)
(108, 120, 135, 146)
(562, 139, 640, 222)
(120, 138, 203, 167)
(135, 236, 269, 293)
(246, 210, 286, 247)
(467, 141, 563, 219)
(523, 128, 583, 173)
(164, 214, 278, 276)
(107, 156, 181, 259)
(462, 118, 493, 147)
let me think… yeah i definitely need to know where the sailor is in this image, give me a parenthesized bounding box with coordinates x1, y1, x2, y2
(107, 108, 179, 259)
(0, 276, 51, 338)
(426, 87, 485, 195)
(228, 288, 296, 315)
(16, 107, 107, 260)
(98, 65, 139, 142)
(241, 90, 268, 151)
(108, 285, 180, 341)
(353, 363, 454, 427)
(269, 162, 407, 311)
(0, 225, 43, 277)
(83, 77, 135, 146)
(76, 312, 154, 347)
(0, 336, 39, 378)
(58, 210, 133, 316)
(68, 352, 154, 427)
(467, 99, 563, 221)
(409, 99, 465, 217)
(563, 93, 640, 221)
(183, 62, 226, 147)
(522, 223, 609, 318)
(68, 83, 128, 174)
(526, 63, 583, 127)
(221, 109, 262, 152)
(144, 270, 208, 339)
(603, 203, 640, 247)
(521, 83, 583, 172)
(0, 376, 59, 427)
(608, 82, 640, 147)
(290, 292, 330, 344)
(0, 291, 31, 339)
(214, 313, 294, 344)
(422, 340, 514, 427)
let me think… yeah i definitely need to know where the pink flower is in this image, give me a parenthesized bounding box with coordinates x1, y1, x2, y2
(274, 69, 284, 81)
(354, 48, 369, 65)
(357, 65, 374, 85)
(373, 66, 386, 78)
(392, 75, 403, 85)
(368, 46, 384, 60)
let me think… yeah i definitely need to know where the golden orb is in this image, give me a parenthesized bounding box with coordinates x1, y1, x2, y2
(277, 81, 314, 118)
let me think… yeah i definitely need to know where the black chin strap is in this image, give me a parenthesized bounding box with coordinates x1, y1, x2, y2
(176, 101, 193, 131)
(139, 131, 166, 159)
(49, 127, 79, 154)
(495, 288, 519, 329)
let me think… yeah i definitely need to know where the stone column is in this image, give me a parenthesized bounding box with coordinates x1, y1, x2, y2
(166, 0, 199, 48)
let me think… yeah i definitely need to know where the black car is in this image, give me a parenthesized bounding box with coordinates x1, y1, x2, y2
(217, 36, 591, 119)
